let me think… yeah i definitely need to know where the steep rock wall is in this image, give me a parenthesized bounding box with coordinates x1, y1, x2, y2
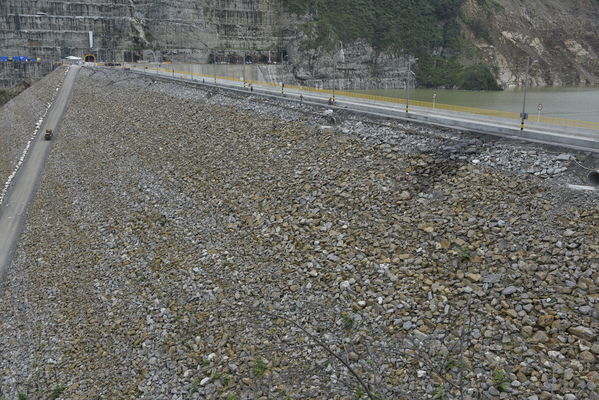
(287, 39, 410, 90)
(463, 0, 599, 86)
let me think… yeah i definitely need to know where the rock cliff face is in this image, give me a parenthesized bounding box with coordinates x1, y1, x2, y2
(462, 0, 599, 86)
(291, 0, 599, 88)
(0, 0, 598, 88)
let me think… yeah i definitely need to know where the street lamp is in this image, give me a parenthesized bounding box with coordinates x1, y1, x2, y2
(333, 63, 336, 100)
(520, 57, 531, 131)
(520, 58, 540, 131)
(405, 57, 417, 113)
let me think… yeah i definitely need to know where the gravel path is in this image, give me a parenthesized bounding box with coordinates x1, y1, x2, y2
(0, 68, 66, 192)
(0, 67, 597, 400)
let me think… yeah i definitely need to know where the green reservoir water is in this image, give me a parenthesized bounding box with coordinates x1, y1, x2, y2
(361, 87, 599, 123)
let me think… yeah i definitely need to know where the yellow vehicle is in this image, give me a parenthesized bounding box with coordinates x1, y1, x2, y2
(44, 128, 53, 140)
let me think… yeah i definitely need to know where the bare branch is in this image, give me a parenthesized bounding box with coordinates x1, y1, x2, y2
(247, 305, 382, 400)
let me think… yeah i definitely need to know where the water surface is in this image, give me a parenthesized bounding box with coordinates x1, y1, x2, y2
(361, 87, 599, 123)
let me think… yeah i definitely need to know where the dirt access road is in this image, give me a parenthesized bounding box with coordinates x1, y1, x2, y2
(0, 65, 79, 284)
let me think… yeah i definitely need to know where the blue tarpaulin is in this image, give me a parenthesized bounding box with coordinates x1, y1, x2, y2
(1, 56, 36, 62)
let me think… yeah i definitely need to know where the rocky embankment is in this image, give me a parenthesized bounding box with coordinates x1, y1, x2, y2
(0, 68, 598, 399)
(0, 68, 66, 196)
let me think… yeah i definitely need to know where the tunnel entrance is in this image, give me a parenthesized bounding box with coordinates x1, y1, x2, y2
(84, 53, 96, 63)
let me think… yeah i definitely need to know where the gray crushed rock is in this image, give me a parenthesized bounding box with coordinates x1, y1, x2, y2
(0, 67, 598, 400)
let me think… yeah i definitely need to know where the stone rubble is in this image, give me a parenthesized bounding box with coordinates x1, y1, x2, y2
(0, 68, 598, 399)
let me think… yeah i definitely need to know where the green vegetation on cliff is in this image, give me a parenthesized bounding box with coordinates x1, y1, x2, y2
(285, 0, 501, 90)
(286, 0, 464, 53)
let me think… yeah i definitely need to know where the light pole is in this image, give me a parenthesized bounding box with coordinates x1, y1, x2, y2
(213, 31, 219, 84)
(520, 57, 531, 131)
(406, 58, 410, 113)
(333, 62, 336, 101)
(405, 58, 416, 113)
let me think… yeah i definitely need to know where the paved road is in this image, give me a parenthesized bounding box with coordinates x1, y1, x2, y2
(0, 65, 79, 283)
(129, 65, 599, 153)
